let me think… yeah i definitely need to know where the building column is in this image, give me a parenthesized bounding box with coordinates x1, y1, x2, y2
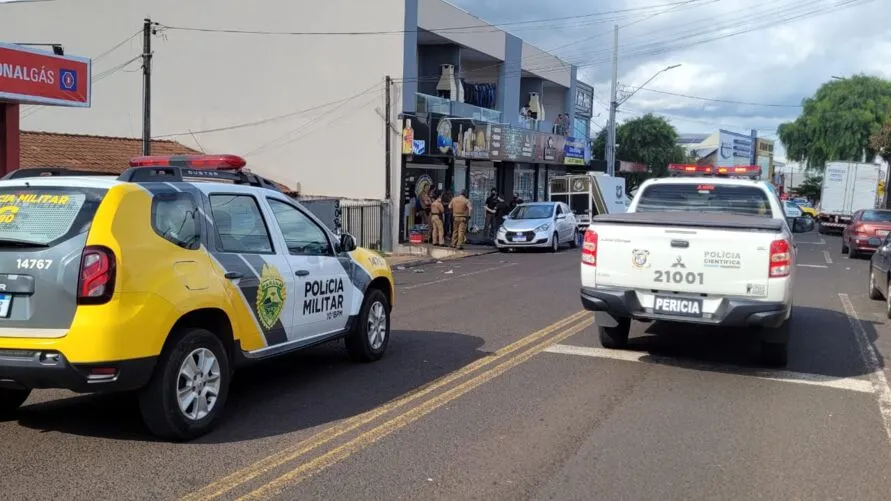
(0, 104, 20, 176)
(499, 34, 522, 126)
(401, 0, 419, 113)
(565, 65, 578, 136)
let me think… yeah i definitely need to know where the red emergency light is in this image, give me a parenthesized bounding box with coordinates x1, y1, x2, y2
(667, 163, 760, 178)
(128, 154, 247, 170)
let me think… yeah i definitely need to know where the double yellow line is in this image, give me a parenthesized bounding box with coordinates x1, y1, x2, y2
(181, 310, 591, 501)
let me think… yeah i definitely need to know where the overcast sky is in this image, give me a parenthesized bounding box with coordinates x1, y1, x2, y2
(451, 0, 890, 161)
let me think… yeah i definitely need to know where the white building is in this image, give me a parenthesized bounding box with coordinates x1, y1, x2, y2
(2, 0, 593, 249)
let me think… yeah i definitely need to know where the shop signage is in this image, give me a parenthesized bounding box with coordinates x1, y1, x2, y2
(427, 116, 492, 159)
(536, 133, 565, 164)
(451, 119, 491, 159)
(574, 82, 594, 118)
(0, 42, 91, 107)
(563, 137, 586, 165)
(717, 129, 754, 167)
(490, 125, 535, 162)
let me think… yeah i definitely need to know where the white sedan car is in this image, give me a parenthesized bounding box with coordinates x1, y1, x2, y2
(495, 202, 579, 252)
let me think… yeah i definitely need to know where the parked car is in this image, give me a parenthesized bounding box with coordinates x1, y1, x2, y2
(842, 209, 891, 258)
(495, 202, 579, 252)
(0, 155, 395, 441)
(868, 233, 891, 315)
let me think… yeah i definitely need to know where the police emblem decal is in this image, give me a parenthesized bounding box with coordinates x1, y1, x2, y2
(631, 249, 650, 269)
(256, 264, 287, 330)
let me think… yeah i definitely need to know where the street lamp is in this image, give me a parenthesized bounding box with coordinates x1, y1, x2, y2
(606, 63, 681, 176)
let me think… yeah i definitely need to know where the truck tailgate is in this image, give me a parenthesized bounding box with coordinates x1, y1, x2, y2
(593, 222, 779, 298)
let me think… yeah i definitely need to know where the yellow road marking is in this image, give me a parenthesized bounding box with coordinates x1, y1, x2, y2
(236, 318, 591, 501)
(181, 310, 589, 501)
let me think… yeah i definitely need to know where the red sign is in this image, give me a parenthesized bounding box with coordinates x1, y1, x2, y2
(0, 42, 91, 107)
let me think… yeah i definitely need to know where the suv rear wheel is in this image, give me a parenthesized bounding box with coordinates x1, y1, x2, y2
(0, 388, 30, 418)
(139, 328, 231, 441)
(346, 288, 391, 362)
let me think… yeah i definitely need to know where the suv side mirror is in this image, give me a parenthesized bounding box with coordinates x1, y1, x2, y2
(340, 232, 357, 252)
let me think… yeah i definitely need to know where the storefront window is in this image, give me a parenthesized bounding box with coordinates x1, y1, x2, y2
(514, 164, 535, 203)
(403, 164, 447, 241)
(468, 162, 496, 232)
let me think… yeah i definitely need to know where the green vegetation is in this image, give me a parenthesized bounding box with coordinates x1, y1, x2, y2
(593, 113, 686, 190)
(778, 75, 891, 171)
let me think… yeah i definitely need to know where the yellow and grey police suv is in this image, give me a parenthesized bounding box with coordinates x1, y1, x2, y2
(0, 155, 394, 441)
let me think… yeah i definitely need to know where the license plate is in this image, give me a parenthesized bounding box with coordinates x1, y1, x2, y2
(512, 235, 527, 242)
(653, 296, 703, 318)
(0, 294, 11, 318)
(878, 230, 889, 237)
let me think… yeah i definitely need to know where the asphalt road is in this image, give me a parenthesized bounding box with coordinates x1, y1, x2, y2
(3, 231, 891, 500)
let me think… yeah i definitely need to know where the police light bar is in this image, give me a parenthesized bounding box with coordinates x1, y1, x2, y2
(128, 154, 247, 170)
(667, 164, 761, 178)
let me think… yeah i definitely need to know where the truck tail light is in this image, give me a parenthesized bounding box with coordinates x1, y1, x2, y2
(77, 246, 116, 304)
(581, 229, 598, 267)
(769, 239, 791, 278)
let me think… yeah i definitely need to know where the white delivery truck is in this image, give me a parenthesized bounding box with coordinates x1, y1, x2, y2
(816, 161, 881, 234)
(549, 172, 626, 233)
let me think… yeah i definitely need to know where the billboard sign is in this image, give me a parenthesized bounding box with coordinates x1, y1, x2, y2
(0, 42, 91, 107)
(716, 129, 753, 167)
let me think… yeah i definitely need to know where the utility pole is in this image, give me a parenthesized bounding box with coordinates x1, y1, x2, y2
(384, 75, 392, 200)
(142, 18, 153, 155)
(606, 24, 619, 177)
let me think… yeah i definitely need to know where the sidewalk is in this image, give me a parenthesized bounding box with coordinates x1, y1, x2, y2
(384, 244, 496, 269)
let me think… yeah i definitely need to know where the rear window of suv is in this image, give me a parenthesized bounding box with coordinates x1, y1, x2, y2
(0, 186, 107, 247)
(636, 183, 773, 218)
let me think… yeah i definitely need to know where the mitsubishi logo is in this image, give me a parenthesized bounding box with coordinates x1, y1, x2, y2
(671, 256, 686, 268)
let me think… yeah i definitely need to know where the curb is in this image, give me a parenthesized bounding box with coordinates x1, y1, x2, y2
(389, 249, 499, 269)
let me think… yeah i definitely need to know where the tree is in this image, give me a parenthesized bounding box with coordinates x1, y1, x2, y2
(793, 175, 823, 203)
(592, 113, 686, 191)
(778, 74, 891, 171)
(869, 104, 891, 164)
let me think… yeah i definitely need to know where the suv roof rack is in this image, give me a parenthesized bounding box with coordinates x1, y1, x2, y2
(1, 167, 114, 179)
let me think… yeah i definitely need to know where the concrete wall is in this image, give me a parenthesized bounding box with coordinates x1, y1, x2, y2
(521, 42, 571, 88)
(499, 34, 523, 126)
(3, 0, 406, 201)
(541, 86, 566, 124)
(418, 0, 505, 60)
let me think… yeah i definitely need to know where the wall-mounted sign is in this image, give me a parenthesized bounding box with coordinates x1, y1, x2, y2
(563, 137, 586, 165)
(490, 125, 535, 162)
(717, 130, 754, 167)
(574, 82, 594, 118)
(0, 42, 91, 107)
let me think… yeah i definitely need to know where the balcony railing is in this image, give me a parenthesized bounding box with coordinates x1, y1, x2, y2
(416, 93, 503, 123)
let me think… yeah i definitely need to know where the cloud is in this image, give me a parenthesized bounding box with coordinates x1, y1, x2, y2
(449, 0, 891, 160)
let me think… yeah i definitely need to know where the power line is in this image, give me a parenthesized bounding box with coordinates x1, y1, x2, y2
(157, 1, 703, 37)
(153, 83, 382, 138)
(621, 86, 803, 108)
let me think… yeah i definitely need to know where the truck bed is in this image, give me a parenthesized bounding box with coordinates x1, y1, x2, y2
(591, 211, 785, 232)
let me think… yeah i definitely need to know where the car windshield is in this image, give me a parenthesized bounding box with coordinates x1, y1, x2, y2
(636, 183, 773, 218)
(511, 204, 554, 219)
(861, 210, 891, 222)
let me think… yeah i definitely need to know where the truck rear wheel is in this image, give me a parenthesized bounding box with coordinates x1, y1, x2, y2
(598, 318, 631, 349)
(0, 388, 30, 418)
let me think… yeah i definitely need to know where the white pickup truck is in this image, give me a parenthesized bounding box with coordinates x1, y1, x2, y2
(579, 175, 812, 366)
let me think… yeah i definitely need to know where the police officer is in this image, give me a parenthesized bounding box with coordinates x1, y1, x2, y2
(429, 191, 445, 246)
(483, 188, 498, 238)
(449, 190, 472, 249)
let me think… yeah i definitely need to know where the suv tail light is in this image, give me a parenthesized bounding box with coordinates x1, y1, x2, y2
(581, 229, 598, 266)
(77, 246, 116, 304)
(769, 239, 791, 278)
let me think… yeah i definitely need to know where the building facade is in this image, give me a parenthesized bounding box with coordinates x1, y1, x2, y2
(2, 0, 589, 249)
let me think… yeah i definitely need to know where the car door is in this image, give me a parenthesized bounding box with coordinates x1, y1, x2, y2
(876, 233, 891, 292)
(264, 196, 353, 342)
(555, 203, 571, 242)
(207, 191, 296, 349)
